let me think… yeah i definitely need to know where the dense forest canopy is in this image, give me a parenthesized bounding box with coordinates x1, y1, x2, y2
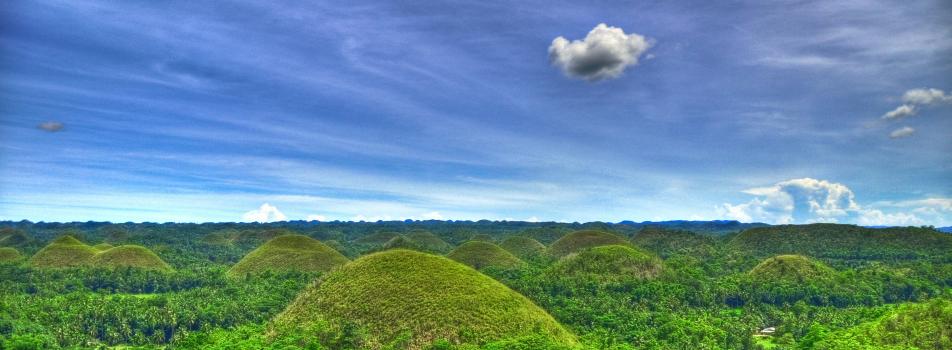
(0, 220, 949, 349)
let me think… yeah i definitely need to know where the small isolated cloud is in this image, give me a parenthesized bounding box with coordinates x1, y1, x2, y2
(38, 121, 64, 132)
(902, 88, 952, 105)
(878, 88, 950, 138)
(889, 126, 915, 139)
(306, 214, 327, 222)
(718, 178, 860, 224)
(549, 23, 651, 81)
(241, 203, 287, 222)
(881, 104, 917, 120)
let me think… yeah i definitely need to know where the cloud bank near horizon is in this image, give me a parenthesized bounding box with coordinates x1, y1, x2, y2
(719, 178, 947, 226)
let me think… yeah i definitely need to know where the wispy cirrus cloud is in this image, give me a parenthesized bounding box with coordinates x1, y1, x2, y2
(889, 126, 915, 139)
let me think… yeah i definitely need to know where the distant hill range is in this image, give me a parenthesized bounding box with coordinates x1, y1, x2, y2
(617, 220, 769, 235)
(731, 223, 952, 260)
(866, 225, 952, 233)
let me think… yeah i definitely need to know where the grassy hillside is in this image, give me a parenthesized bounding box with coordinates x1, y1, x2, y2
(270, 249, 577, 349)
(553, 245, 662, 280)
(731, 224, 952, 261)
(382, 232, 454, 254)
(90, 245, 172, 271)
(630, 227, 716, 258)
(29, 235, 98, 268)
(548, 230, 629, 257)
(749, 255, 836, 283)
(499, 236, 546, 259)
(93, 243, 115, 251)
(354, 231, 400, 245)
(228, 234, 348, 277)
(201, 231, 235, 245)
(810, 298, 951, 350)
(0, 227, 30, 246)
(0, 247, 22, 262)
(468, 233, 496, 243)
(405, 230, 453, 253)
(446, 241, 524, 270)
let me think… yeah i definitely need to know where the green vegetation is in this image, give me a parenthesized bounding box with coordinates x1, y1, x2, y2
(0, 227, 30, 246)
(731, 224, 952, 261)
(447, 241, 524, 270)
(201, 231, 234, 245)
(811, 298, 952, 349)
(90, 245, 172, 271)
(553, 245, 662, 280)
(228, 234, 348, 277)
(0, 247, 23, 262)
(631, 227, 716, 258)
(381, 231, 454, 254)
(354, 231, 400, 245)
(548, 230, 629, 257)
(468, 233, 496, 242)
(271, 249, 577, 349)
(1, 221, 949, 349)
(750, 255, 835, 283)
(405, 230, 454, 253)
(29, 235, 98, 268)
(499, 236, 546, 260)
(92, 243, 115, 251)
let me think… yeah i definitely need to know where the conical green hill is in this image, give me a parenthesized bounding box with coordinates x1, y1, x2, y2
(51, 234, 85, 245)
(548, 230, 630, 257)
(228, 234, 348, 277)
(90, 245, 172, 271)
(468, 234, 496, 243)
(499, 236, 546, 259)
(382, 232, 454, 254)
(0, 247, 23, 263)
(271, 249, 577, 349)
(553, 245, 662, 280)
(0, 228, 30, 246)
(405, 230, 453, 253)
(749, 255, 835, 283)
(447, 241, 524, 270)
(355, 231, 400, 245)
(29, 235, 97, 268)
(93, 243, 115, 251)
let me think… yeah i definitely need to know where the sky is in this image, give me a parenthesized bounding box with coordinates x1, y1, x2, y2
(1, 0, 950, 225)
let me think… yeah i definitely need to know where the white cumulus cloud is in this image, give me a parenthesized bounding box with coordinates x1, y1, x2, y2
(881, 104, 917, 120)
(902, 88, 952, 105)
(549, 23, 651, 81)
(241, 203, 287, 222)
(718, 178, 949, 226)
(718, 178, 860, 224)
(889, 126, 915, 139)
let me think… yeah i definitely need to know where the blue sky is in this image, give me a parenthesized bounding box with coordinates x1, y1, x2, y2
(1, 0, 950, 225)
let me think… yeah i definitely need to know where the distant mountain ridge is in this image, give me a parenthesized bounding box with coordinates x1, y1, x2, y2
(617, 220, 769, 235)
